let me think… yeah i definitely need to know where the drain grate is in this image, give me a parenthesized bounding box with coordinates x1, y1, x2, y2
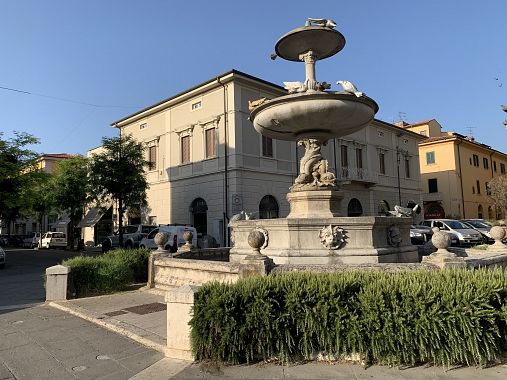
(123, 302, 166, 315)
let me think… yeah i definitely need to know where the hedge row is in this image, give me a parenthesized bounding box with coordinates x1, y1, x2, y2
(190, 269, 507, 366)
(61, 248, 150, 296)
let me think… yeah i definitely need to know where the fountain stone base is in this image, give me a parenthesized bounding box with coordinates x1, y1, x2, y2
(229, 216, 419, 265)
(287, 190, 344, 218)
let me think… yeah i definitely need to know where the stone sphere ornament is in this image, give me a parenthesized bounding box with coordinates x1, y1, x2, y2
(248, 230, 266, 256)
(183, 231, 194, 245)
(431, 231, 451, 252)
(154, 232, 169, 251)
(490, 226, 506, 241)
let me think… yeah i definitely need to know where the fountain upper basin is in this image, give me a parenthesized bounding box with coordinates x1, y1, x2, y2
(250, 91, 378, 141)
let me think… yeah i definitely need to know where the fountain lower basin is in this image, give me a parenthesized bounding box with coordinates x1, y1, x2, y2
(250, 91, 378, 141)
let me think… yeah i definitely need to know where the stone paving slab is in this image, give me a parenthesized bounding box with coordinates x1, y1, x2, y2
(49, 289, 167, 354)
(0, 305, 164, 380)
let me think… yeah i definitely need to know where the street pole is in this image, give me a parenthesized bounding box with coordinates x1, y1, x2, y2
(396, 148, 402, 206)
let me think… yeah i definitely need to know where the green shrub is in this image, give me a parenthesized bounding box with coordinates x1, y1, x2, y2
(190, 269, 507, 367)
(62, 248, 151, 296)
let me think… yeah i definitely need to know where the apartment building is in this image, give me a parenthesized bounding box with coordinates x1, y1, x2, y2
(87, 70, 424, 246)
(0, 154, 73, 235)
(399, 119, 507, 220)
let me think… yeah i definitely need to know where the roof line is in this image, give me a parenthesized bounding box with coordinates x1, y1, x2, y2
(111, 69, 285, 126)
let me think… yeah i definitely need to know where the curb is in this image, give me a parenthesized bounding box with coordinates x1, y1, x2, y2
(48, 301, 168, 356)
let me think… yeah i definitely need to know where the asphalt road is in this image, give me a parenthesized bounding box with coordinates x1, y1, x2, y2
(0, 247, 99, 313)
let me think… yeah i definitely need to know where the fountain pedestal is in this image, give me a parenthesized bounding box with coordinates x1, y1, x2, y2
(287, 190, 344, 218)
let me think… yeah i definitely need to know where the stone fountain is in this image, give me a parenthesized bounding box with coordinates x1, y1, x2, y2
(229, 19, 419, 265)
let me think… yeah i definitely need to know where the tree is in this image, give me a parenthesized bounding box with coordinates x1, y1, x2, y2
(488, 174, 507, 219)
(53, 156, 90, 250)
(0, 132, 42, 232)
(88, 135, 148, 247)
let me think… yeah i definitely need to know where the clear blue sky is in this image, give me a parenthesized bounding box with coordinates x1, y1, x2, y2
(1, 0, 506, 155)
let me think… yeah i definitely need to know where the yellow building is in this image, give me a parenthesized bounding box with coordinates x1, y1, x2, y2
(399, 119, 507, 220)
(1, 154, 74, 235)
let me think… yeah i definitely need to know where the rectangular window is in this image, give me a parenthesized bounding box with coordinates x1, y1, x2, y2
(472, 154, 479, 167)
(139, 123, 147, 130)
(476, 180, 481, 194)
(262, 135, 273, 157)
(181, 136, 190, 163)
(148, 216, 157, 225)
(205, 128, 216, 158)
(379, 153, 385, 174)
(493, 161, 497, 172)
(191, 101, 202, 110)
(405, 158, 410, 178)
(419, 130, 427, 136)
(426, 151, 435, 164)
(148, 145, 157, 170)
(428, 178, 438, 193)
(501, 163, 506, 174)
(483, 157, 489, 169)
(341, 145, 348, 167)
(355, 148, 363, 169)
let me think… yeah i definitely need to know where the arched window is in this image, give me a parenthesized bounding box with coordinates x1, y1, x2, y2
(478, 204, 483, 219)
(378, 200, 390, 216)
(259, 195, 279, 219)
(347, 198, 363, 217)
(190, 198, 208, 236)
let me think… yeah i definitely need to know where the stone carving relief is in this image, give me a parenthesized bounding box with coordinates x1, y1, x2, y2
(387, 225, 402, 247)
(291, 139, 337, 191)
(319, 225, 345, 250)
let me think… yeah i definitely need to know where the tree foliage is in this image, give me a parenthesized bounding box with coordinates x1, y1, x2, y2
(0, 132, 44, 229)
(488, 174, 507, 216)
(53, 155, 90, 249)
(88, 134, 148, 247)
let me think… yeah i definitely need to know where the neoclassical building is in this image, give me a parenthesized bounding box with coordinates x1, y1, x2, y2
(86, 70, 424, 246)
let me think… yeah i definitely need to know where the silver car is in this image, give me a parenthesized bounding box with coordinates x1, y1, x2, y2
(420, 219, 483, 246)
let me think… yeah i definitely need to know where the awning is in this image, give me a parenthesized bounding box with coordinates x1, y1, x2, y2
(53, 213, 70, 227)
(77, 208, 104, 228)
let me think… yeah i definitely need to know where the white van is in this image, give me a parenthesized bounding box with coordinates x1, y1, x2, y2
(420, 219, 483, 246)
(40, 232, 67, 249)
(139, 225, 198, 252)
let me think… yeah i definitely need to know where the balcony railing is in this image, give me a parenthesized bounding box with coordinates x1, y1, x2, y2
(336, 167, 378, 184)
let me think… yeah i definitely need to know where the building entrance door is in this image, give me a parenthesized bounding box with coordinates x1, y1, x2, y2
(190, 198, 208, 237)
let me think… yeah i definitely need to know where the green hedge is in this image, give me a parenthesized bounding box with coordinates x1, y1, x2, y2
(62, 248, 151, 296)
(190, 269, 507, 367)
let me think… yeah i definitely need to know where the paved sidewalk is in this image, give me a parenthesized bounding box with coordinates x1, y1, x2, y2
(49, 289, 507, 380)
(49, 289, 167, 354)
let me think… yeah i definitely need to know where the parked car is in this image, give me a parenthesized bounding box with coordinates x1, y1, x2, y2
(411, 224, 459, 246)
(410, 225, 432, 245)
(420, 219, 483, 246)
(0, 235, 8, 247)
(102, 224, 157, 253)
(7, 235, 23, 247)
(139, 225, 198, 253)
(23, 232, 41, 248)
(39, 232, 67, 249)
(0, 246, 5, 268)
(461, 219, 493, 243)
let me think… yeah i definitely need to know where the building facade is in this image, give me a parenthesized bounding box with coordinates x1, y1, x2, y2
(0, 154, 73, 236)
(89, 70, 424, 246)
(399, 119, 507, 220)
